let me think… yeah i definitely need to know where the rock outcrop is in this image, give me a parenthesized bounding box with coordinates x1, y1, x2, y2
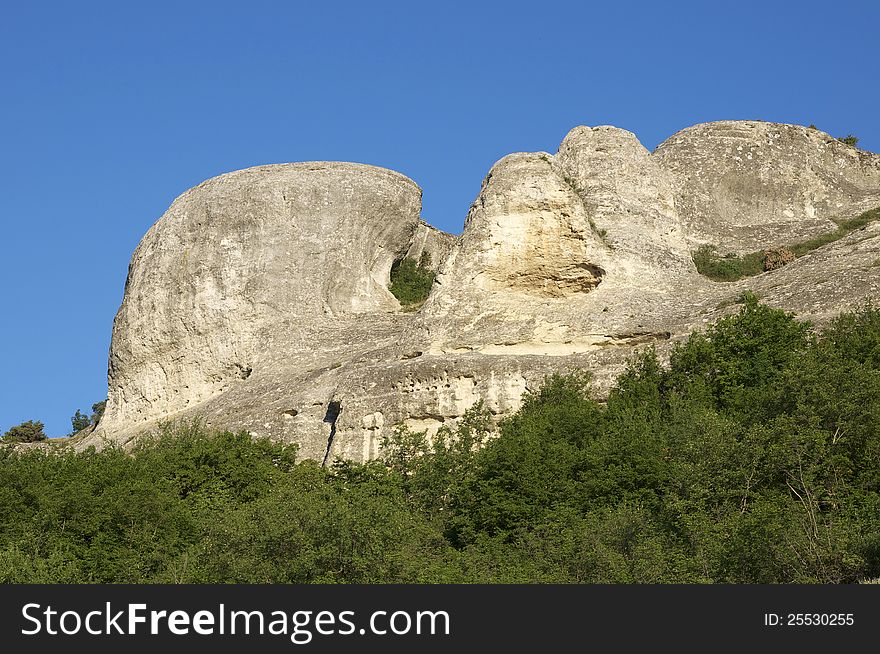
(98, 163, 439, 439)
(79, 121, 880, 462)
(654, 121, 880, 252)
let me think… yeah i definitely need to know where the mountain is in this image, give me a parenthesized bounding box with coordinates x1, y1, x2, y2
(77, 121, 880, 462)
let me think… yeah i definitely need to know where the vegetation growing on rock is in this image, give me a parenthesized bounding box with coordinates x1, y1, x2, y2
(69, 400, 107, 435)
(692, 246, 765, 281)
(762, 247, 796, 271)
(389, 254, 435, 310)
(693, 207, 880, 281)
(4, 299, 880, 583)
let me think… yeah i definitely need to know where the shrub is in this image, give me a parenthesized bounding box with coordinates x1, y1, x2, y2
(389, 254, 435, 310)
(693, 207, 880, 282)
(5, 300, 880, 583)
(2, 420, 48, 443)
(838, 135, 860, 147)
(68, 399, 108, 436)
(90, 400, 107, 425)
(70, 411, 91, 434)
(691, 246, 764, 281)
(762, 248, 795, 271)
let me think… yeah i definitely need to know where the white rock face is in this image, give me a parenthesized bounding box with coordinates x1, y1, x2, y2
(82, 122, 880, 462)
(404, 221, 456, 272)
(433, 151, 610, 300)
(100, 163, 429, 436)
(654, 121, 880, 252)
(554, 125, 693, 278)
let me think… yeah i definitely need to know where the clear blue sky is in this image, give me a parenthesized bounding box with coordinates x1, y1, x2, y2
(1, 1, 878, 437)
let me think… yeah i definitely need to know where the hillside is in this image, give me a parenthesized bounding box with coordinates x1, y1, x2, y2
(5, 299, 880, 583)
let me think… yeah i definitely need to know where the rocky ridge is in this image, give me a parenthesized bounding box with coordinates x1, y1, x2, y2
(77, 121, 880, 462)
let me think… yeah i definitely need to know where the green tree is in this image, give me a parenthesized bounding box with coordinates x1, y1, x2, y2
(91, 400, 107, 425)
(666, 292, 810, 419)
(70, 410, 91, 434)
(449, 373, 604, 544)
(2, 420, 47, 443)
(68, 399, 108, 435)
(4, 300, 880, 584)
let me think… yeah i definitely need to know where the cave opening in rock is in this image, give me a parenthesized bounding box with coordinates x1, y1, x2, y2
(388, 254, 435, 311)
(321, 401, 342, 467)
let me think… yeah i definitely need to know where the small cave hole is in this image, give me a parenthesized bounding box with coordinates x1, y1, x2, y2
(235, 364, 253, 380)
(321, 401, 342, 467)
(323, 401, 342, 424)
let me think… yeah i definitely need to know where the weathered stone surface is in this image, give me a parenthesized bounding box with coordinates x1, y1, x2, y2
(404, 221, 456, 272)
(430, 151, 612, 302)
(554, 125, 693, 278)
(79, 121, 880, 462)
(654, 121, 880, 252)
(748, 222, 880, 324)
(92, 163, 425, 445)
(416, 141, 697, 392)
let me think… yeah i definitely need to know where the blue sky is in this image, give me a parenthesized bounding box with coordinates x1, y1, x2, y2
(1, 1, 878, 437)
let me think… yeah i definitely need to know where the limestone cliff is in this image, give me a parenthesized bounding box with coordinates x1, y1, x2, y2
(79, 121, 880, 462)
(654, 121, 880, 252)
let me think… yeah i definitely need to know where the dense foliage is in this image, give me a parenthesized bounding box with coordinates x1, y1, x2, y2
(388, 254, 435, 310)
(692, 246, 764, 281)
(3, 297, 880, 583)
(692, 207, 880, 281)
(69, 400, 107, 435)
(2, 420, 47, 443)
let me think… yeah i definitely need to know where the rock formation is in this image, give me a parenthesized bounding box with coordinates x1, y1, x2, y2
(78, 121, 880, 462)
(654, 121, 880, 252)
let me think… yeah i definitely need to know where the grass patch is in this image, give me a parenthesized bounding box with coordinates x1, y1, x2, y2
(693, 247, 764, 282)
(389, 254, 435, 311)
(790, 208, 880, 256)
(694, 207, 880, 282)
(715, 291, 761, 310)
